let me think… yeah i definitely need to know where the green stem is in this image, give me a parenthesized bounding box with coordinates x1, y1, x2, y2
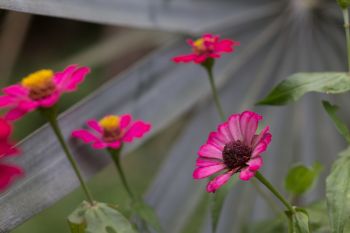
(255, 171, 294, 213)
(343, 8, 350, 72)
(109, 149, 135, 199)
(41, 107, 94, 205)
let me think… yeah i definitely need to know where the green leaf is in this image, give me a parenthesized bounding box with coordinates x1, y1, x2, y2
(257, 73, 350, 105)
(132, 200, 163, 233)
(337, 0, 350, 9)
(68, 201, 137, 233)
(285, 163, 323, 196)
(326, 146, 350, 233)
(322, 101, 350, 144)
(292, 209, 311, 233)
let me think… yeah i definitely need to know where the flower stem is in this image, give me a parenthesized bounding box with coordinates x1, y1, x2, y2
(255, 171, 294, 213)
(108, 148, 135, 199)
(343, 8, 350, 72)
(40, 107, 95, 205)
(202, 59, 225, 121)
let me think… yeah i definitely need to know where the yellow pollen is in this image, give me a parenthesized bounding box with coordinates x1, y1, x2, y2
(21, 69, 54, 89)
(99, 115, 121, 130)
(193, 38, 205, 49)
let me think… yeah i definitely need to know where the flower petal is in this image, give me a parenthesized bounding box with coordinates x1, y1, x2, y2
(0, 119, 11, 139)
(108, 140, 122, 149)
(252, 126, 271, 147)
(206, 171, 234, 193)
(239, 111, 262, 145)
(5, 108, 28, 121)
(247, 156, 263, 171)
(0, 96, 16, 108)
(39, 92, 60, 108)
(122, 121, 151, 142)
(63, 66, 90, 92)
(217, 122, 233, 142)
(54, 65, 77, 87)
(87, 120, 103, 133)
(207, 132, 225, 150)
(196, 157, 223, 167)
(172, 54, 197, 63)
(239, 167, 256, 181)
(120, 114, 132, 130)
(193, 164, 226, 179)
(92, 141, 107, 149)
(228, 114, 243, 141)
(198, 144, 223, 159)
(3, 85, 28, 97)
(72, 130, 100, 143)
(0, 163, 22, 191)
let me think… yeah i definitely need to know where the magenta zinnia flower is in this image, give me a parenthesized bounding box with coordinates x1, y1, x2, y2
(72, 114, 151, 150)
(0, 65, 90, 121)
(0, 118, 22, 191)
(172, 33, 240, 64)
(193, 111, 272, 193)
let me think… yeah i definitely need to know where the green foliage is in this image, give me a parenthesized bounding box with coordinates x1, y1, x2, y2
(132, 200, 163, 232)
(285, 163, 323, 196)
(337, 0, 350, 9)
(290, 209, 311, 233)
(257, 73, 350, 105)
(68, 201, 137, 233)
(326, 146, 350, 233)
(322, 101, 350, 144)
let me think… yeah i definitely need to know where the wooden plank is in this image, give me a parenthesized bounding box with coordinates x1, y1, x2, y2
(0, 0, 281, 34)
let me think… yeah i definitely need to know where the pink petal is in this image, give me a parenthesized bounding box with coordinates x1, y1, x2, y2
(207, 132, 226, 150)
(217, 122, 233, 142)
(120, 114, 132, 130)
(18, 100, 38, 111)
(0, 163, 22, 191)
(5, 108, 28, 121)
(122, 121, 151, 143)
(0, 119, 11, 139)
(247, 156, 263, 171)
(198, 144, 223, 159)
(0, 141, 19, 157)
(194, 55, 208, 63)
(72, 130, 100, 143)
(172, 54, 197, 63)
(196, 157, 223, 167)
(0, 96, 16, 107)
(3, 85, 28, 97)
(252, 136, 271, 157)
(206, 171, 234, 193)
(63, 66, 90, 92)
(239, 167, 256, 181)
(39, 92, 60, 108)
(252, 126, 271, 147)
(193, 164, 226, 179)
(92, 141, 107, 149)
(87, 120, 103, 133)
(228, 114, 243, 141)
(54, 65, 78, 86)
(239, 111, 262, 145)
(108, 141, 122, 149)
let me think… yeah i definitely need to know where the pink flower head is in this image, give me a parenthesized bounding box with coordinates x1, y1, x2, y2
(0, 65, 90, 121)
(193, 111, 272, 193)
(0, 118, 22, 191)
(72, 114, 151, 150)
(172, 33, 240, 64)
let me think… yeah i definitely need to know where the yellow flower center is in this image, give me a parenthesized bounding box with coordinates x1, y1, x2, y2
(21, 69, 54, 89)
(21, 69, 56, 100)
(193, 38, 205, 51)
(99, 115, 121, 131)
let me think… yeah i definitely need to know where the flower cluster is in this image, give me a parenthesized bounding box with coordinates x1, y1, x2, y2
(193, 111, 271, 192)
(172, 33, 240, 64)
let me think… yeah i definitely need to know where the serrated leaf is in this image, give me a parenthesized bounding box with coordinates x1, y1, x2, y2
(285, 163, 323, 196)
(68, 201, 137, 233)
(326, 146, 350, 233)
(132, 200, 163, 232)
(257, 73, 350, 105)
(322, 101, 350, 144)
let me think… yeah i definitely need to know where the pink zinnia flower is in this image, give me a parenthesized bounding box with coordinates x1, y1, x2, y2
(0, 65, 90, 121)
(193, 111, 272, 193)
(0, 118, 22, 191)
(172, 33, 240, 64)
(72, 114, 151, 150)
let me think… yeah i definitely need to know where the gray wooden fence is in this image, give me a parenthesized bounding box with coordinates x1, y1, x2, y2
(0, 0, 348, 232)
